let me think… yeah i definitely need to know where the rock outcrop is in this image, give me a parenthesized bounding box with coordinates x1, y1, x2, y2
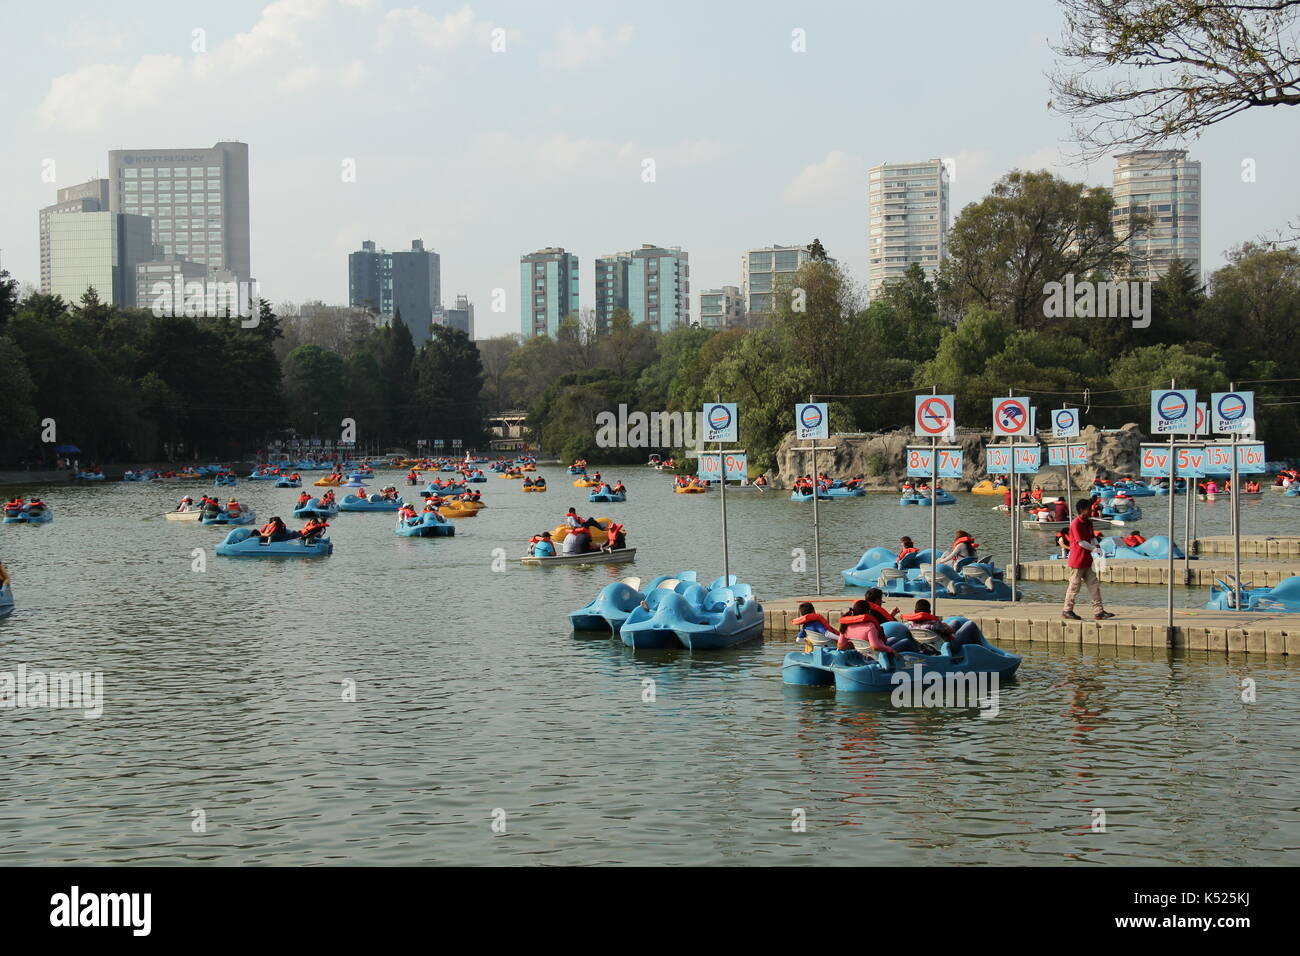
(771, 423, 1147, 492)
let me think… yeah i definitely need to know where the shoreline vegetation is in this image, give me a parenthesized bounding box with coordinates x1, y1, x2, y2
(3, 174, 1297, 473)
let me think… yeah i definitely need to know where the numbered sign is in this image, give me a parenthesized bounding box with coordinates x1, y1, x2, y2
(1052, 408, 1080, 439)
(914, 395, 955, 437)
(992, 397, 1031, 437)
(1140, 445, 1172, 477)
(937, 448, 964, 478)
(1175, 446, 1205, 478)
(796, 403, 828, 441)
(703, 403, 738, 443)
(1150, 389, 1197, 435)
(1203, 444, 1233, 473)
(698, 451, 748, 481)
(906, 447, 934, 478)
(1046, 443, 1088, 467)
(1211, 391, 1255, 435)
(1236, 442, 1266, 474)
(1013, 445, 1041, 474)
(985, 446, 1011, 475)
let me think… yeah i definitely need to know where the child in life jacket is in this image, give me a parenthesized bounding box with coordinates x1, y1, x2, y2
(792, 602, 840, 651)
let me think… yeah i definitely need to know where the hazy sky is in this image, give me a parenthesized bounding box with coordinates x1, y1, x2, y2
(3, 0, 1297, 338)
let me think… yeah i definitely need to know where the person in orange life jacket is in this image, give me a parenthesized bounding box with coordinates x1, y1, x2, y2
(940, 531, 979, 567)
(175, 496, 195, 513)
(792, 602, 840, 649)
(602, 522, 627, 551)
(422, 498, 439, 513)
(896, 536, 919, 566)
(226, 498, 242, 518)
(1004, 487, 1013, 508)
(612, 480, 625, 494)
(27, 497, 46, 515)
(1018, 489, 1032, 506)
(259, 516, 290, 543)
(1088, 496, 1104, 518)
(398, 503, 417, 521)
(1122, 531, 1146, 548)
(1063, 498, 1114, 621)
(564, 507, 583, 528)
(839, 600, 920, 655)
(562, 525, 591, 555)
(523, 477, 534, 487)
(530, 531, 556, 557)
(296, 491, 311, 507)
(900, 599, 985, 654)
(300, 517, 329, 542)
(861, 588, 900, 623)
(901, 480, 915, 494)
(1052, 498, 1069, 522)
(1054, 529, 1070, 558)
(1031, 487, 1043, 502)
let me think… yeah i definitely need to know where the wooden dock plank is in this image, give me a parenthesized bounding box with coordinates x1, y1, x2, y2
(1016, 559, 1300, 588)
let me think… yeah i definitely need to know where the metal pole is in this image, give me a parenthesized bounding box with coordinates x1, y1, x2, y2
(1165, 379, 1177, 632)
(930, 435, 938, 613)
(810, 442, 821, 596)
(1183, 453, 1193, 584)
(1231, 431, 1241, 612)
(719, 440, 730, 586)
(1010, 434, 1019, 603)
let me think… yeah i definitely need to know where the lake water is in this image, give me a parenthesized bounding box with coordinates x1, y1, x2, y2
(1, 467, 1296, 865)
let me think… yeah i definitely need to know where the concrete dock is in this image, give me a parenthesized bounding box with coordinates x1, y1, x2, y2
(763, 596, 1300, 656)
(1016, 558, 1300, 588)
(1192, 535, 1300, 558)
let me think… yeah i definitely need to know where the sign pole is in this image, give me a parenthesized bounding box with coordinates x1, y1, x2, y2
(1165, 381, 1177, 633)
(1229, 383, 1242, 611)
(719, 437, 729, 586)
(1182, 453, 1193, 584)
(930, 434, 938, 613)
(1008, 391, 1018, 603)
(808, 394, 821, 595)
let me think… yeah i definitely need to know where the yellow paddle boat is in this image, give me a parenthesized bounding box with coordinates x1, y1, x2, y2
(501, 471, 523, 479)
(522, 484, 547, 492)
(971, 480, 1008, 496)
(550, 518, 614, 545)
(674, 484, 709, 494)
(573, 478, 600, 488)
(315, 476, 343, 487)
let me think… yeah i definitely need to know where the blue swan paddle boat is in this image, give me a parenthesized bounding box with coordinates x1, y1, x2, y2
(589, 489, 626, 503)
(337, 493, 403, 513)
(1206, 575, 1300, 612)
(619, 576, 764, 650)
(199, 507, 257, 526)
(395, 511, 455, 537)
(215, 527, 333, 557)
(782, 618, 1021, 691)
(3, 503, 53, 524)
(292, 497, 339, 519)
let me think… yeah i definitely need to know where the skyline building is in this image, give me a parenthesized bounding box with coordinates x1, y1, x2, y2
(520, 246, 579, 338)
(348, 239, 441, 345)
(740, 244, 831, 316)
(435, 294, 475, 338)
(1111, 149, 1202, 280)
(48, 211, 154, 306)
(108, 141, 252, 281)
(39, 178, 110, 293)
(866, 159, 949, 299)
(698, 285, 745, 328)
(595, 244, 690, 331)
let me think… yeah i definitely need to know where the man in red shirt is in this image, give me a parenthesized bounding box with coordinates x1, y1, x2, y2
(1063, 498, 1116, 621)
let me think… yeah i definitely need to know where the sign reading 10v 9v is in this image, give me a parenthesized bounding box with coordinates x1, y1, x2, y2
(703, 403, 738, 443)
(1150, 389, 1197, 435)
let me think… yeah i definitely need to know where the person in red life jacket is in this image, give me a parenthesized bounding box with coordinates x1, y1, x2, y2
(861, 588, 899, 623)
(940, 530, 980, 567)
(1018, 489, 1032, 506)
(1088, 496, 1104, 518)
(562, 525, 591, 555)
(896, 536, 920, 566)
(398, 502, 418, 521)
(899, 599, 986, 655)
(564, 507, 583, 528)
(1122, 531, 1146, 548)
(259, 516, 290, 543)
(1063, 498, 1114, 621)
(792, 602, 840, 649)
(1031, 487, 1043, 503)
(300, 517, 329, 542)
(226, 498, 242, 518)
(838, 600, 920, 655)
(296, 491, 312, 507)
(1004, 486, 1013, 508)
(901, 480, 915, 495)
(320, 490, 336, 506)
(754, 474, 768, 487)
(422, 498, 439, 513)
(1054, 529, 1070, 558)
(1052, 498, 1069, 522)
(602, 521, 627, 551)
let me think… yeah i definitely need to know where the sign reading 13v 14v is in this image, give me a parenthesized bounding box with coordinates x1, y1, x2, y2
(702, 403, 737, 443)
(795, 403, 828, 440)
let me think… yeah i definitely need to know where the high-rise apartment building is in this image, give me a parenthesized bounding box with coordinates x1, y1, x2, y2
(348, 239, 441, 345)
(595, 245, 690, 331)
(435, 294, 475, 338)
(520, 247, 579, 338)
(741, 244, 833, 316)
(594, 252, 630, 330)
(39, 179, 110, 293)
(1111, 149, 1201, 280)
(866, 159, 949, 298)
(108, 141, 251, 280)
(698, 286, 745, 328)
(48, 211, 154, 306)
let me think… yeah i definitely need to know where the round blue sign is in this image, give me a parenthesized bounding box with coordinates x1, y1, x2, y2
(800, 405, 822, 429)
(1055, 409, 1076, 428)
(1156, 391, 1189, 421)
(1217, 393, 1247, 421)
(708, 404, 732, 431)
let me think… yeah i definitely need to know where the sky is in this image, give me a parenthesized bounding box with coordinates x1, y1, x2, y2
(2, 0, 1298, 338)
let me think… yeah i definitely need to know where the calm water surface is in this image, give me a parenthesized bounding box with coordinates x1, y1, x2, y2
(0, 467, 1296, 865)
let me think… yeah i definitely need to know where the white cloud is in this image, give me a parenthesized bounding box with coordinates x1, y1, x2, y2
(541, 25, 633, 70)
(782, 150, 866, 205)
(38, 0, 376, 130)
(375, 5, 486, 51)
